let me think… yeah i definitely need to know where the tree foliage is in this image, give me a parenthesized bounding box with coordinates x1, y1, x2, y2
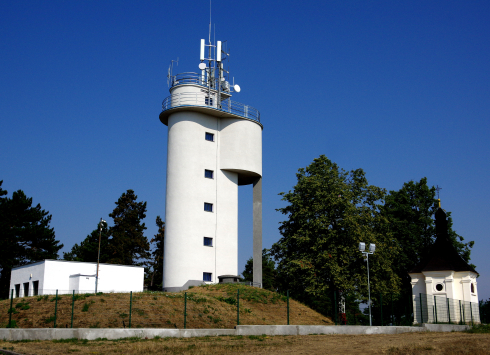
(147, 216, 165, 290)
(0, 181, 63, 298)
(63, 221, 110, 263)
(107, 189, 150, 266)
(270, 156, 401, 314)
(241, 249, 277, 291)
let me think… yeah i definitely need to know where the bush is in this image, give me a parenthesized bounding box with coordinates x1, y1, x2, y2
(466, 324, 490, 333)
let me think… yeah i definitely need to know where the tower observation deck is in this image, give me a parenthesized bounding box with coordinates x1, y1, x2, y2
(159, 35, 263, 291)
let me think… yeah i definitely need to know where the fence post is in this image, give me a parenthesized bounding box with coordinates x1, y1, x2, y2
(459, 300, 462, 325)
(391, 293, 394, 325)
(71, 290, 75, 328)
(380, 294, 383, 326)
(419, 293, 423, 324)
(434, 296, 438, 324)
(447, 298, 451, 324)
(236, 288, 240, 326)
(287, 290, 290, 325)
(54, 289, 58, 328)
(129, 291, 133, 329)
(184, 292, 187, 329)
(8, 289, 13, 328)
(462, 301, 466, 324)
(334, 290, 337, 325)
(470, 302, 474, 325)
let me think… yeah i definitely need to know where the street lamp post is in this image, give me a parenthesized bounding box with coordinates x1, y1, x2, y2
(359, 242, 375, 326)
(95, 218, 106, 293)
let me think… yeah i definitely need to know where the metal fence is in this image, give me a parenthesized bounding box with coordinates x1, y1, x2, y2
(1, 288, 309, 329)
(331, 291, 482, 326)
(161, 92, 261, 123)
(414, 293, 480, 325)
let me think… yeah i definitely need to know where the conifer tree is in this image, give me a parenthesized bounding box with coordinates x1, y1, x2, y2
(107, 189, 149, 266)
(0, 182, 63, 298)
(148, 216, 165, 289)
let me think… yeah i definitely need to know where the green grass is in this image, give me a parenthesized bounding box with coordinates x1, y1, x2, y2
(466, 324, 490, 333)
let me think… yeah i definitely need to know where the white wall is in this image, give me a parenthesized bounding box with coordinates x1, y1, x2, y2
(10, 260, 144, 297)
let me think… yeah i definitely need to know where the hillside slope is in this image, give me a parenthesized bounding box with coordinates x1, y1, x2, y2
(0, 284, 333, 329)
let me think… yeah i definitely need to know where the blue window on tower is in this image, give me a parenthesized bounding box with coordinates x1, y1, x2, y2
(203, 237, 213, 247)
(205, 169, 214, 179)
(205, 132, 214, 141)
(205, 97, 213, 106)
(204, 203, 213, 212)
(203, 272, 212, 282)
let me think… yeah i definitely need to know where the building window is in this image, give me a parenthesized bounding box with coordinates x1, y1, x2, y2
(205, 97, 213, 106)
(471, 283, 475, 293)
(435, 283, 444, 292)
(205, 170, 214, 179)
(203, 272, 212, 282)
(204, 237, 213, 247)
(14, 284, 20, 298)
(204, 202, 213, 212)
(205, 132, 214, 141)
(23, 282, 29, 297)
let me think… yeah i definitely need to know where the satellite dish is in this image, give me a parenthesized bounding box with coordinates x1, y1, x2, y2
(198, 63, 206, 70)
(234, 84, 241, 93)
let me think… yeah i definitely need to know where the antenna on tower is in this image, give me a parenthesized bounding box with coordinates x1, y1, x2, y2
(166, 58, 179, 87)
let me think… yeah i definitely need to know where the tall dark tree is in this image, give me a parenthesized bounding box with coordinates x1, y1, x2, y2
(107, 189, 149, 265)
(147, 216, 165, 290)
(0, 182, 63, 298)
(241, 249, 277, 291)
(63, 221, 110, 263)
(270, 156, 400, 316)
(382, 178, 475, 294)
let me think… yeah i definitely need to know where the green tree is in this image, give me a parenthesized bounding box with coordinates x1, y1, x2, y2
(147, 216, 165, 290)
(0, 183, 63, 298)
(63, 221, 110, 263)
(241, 249, 277, 291)
(270, 156, 401, 316)
(107, 189, 149, 265)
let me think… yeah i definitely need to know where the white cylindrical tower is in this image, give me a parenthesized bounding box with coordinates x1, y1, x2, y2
(160, 39, 263, 291)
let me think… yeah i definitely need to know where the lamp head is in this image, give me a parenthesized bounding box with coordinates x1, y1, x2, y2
(359, 242, 365, 252)
(369, 243, 376, 253)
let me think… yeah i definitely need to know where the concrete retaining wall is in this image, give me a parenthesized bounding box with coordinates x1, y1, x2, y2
(0, 324, 470, 341)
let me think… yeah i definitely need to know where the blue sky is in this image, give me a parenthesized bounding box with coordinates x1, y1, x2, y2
(1, 1, 489, 299)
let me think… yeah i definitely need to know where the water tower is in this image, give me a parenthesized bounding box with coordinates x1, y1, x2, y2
(159, 35, 263, 291)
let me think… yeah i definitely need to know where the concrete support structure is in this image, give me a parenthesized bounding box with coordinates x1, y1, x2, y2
(253, 177, 262, 287)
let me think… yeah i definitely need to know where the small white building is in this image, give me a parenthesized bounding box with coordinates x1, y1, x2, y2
(9, 260, 144, 298)
(410, 205, 479, 324)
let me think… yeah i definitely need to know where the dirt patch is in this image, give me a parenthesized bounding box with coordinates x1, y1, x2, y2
(1, 332, 489, 355)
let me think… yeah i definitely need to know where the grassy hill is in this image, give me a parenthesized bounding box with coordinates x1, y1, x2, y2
(0, 284, 333, 329)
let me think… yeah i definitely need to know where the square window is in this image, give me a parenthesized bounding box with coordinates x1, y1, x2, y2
(203, 272, 212, 282)
(204, 237, 213, 246)
(205, 132, 214, 141)
(205, 97, 213, 106)
(205, 169, 214, 179)
(204, 202, 213, 212)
